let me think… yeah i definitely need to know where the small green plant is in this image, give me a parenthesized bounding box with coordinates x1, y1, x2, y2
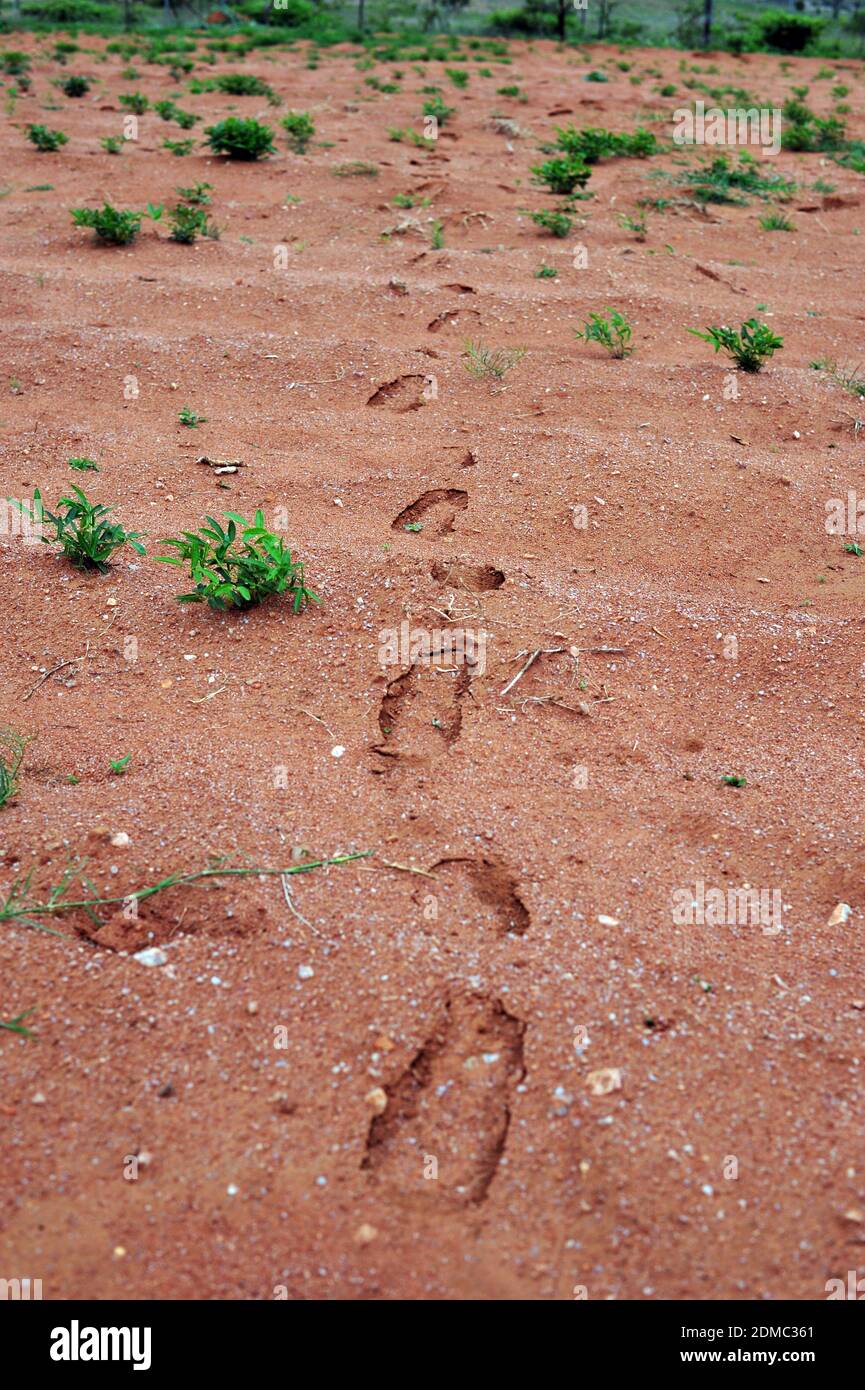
(431, 218, 444, 249)
(215, 72, 274, 98)
(204, 118, 275, 160)
(61, 75, 90, 98)
(422, 94, 454, 126)
(178, 406, 206, 427)
(528, 208, 572, 237)
(119, 91, 149, 114)
(721, 773, 746, 788)
(100, 136, 124, 155)
(535, 262, 558, 279)
(531, 155, 590, 196)
(8, 487, 145, 572)
(1, 51, 30, 77)
(175, 181, 212, 206)
(154, 100, 197, 129)
(844, 541, 862, 557)
(68, 456, 99, 472)
(463, 340, 526, 382)
(0, 727, 29, 810)
(618, 211, 648, 241)
(163, 138, 194, 156)
(71, 202, 142, 244)
(157, 511, 318, 612)
(109, 754, 131, 775)
(0, 1009, 36, 1038)
(169, 204, 215, 243)
(281, 110, 314, 153)
(585, 70, 608, 83)
(575, 309, 633, 359)
(810, 358, 865, 399)
(689, 318, 783, 372)
(27, 125, 68, 153)
(554, 125, 658, 163)
(759, 210, 795, 231)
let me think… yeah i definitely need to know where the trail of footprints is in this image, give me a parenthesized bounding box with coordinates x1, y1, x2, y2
(362, 988, 526, 1208)
(364, 492, 529, 1206)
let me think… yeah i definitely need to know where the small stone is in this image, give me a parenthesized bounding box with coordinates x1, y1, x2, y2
(365, 1086, 388, 1115)
(331, 745, 346, 758)
(113, 1246, 126, 1258)
(355, 1223, 378, 1246)
(32, 1091, 46, 1105)
(597, 914, 619, 927)
(585, 1067, 622, 1097)
(844, 1207, 864, 1223)
(247, 1001, 259, 1015)
(134, 947, 167, 968)
(110, 831, 131, 848)
(298, 964, 314, 980)
(827, 902, 852, 927)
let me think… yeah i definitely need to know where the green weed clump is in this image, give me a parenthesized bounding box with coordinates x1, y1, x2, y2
(528, 208, 572, 237)
(71, 202, 142, 244)
(157, 511, 318, 612)
(204, 118, 275, 160)
(554, 125, 658, 163)
(689, 319, 783, 372)
(27, 125, 68, 153)
(531, 155, 590, 196)
(8, 487, 145, 571)
(281, 110, 314, 153)
(61, 75, 90, 98)
(463, 340, 526, 381)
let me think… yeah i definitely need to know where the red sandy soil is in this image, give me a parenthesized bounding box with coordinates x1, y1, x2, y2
(1, 34, 865, 1301)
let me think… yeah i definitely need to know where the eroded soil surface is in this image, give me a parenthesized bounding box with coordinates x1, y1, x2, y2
(1, 35, 864, 1300)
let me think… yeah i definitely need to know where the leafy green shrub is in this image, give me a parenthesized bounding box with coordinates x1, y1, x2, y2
(101, 136, 124, 155)
(204, 117, 275, 160)
(676, 153, 795, 204)
(781, 101, 845, 152)
(215, 73, 274, 98)
(1, 51, 31, 77)
(528, 208, 572, 237)
(178, 406, 206, 427)
(689, 319, 783, 372)
(575, 309, 633, 359)
(281, 110, 314, 153)
(157, 511, 317, 612)
(422, 94, 455, 126)
(8, 487, 144, 571)
(750, 9, 822, 53)
(534, 262, 557, 279)
(119, 91, 149, 114)
(68, 456, 100, 471)
(163, 138, 194, 156)
(154, 100, 197, 129)
(61, 76, 90, 98)
(531, 155, 590, 195)
(175, 181, 212, 206)
(71, 202, 142, 245)
(554, 124, 658, 163)
(27, 125, 68, 153)
(169, 204, 216, 243)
